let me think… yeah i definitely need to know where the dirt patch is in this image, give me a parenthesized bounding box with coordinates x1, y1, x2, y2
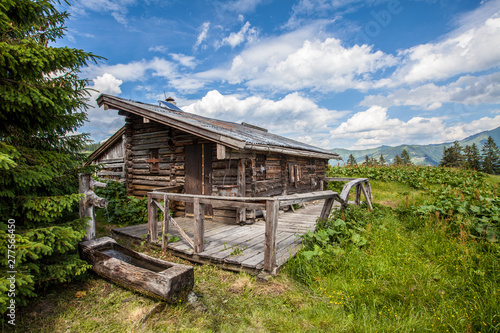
(255, 281, 288, 296)
(379, 200, 399, 208)
(228, 276, 253, 294)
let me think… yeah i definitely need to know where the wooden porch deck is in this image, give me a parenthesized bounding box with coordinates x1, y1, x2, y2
(113, 201, 331, 275)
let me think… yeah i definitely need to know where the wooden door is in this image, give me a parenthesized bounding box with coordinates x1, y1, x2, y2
(185, 143, 212, 215)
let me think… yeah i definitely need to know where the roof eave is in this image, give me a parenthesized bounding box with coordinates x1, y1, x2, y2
(244, 143, 341, 160)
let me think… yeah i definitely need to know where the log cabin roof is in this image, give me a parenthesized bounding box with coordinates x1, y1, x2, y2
(97, 94, 340, 160)
(85, 125, 125, 166)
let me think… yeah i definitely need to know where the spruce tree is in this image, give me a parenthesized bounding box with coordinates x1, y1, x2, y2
(346, 154, 357, 166)
(440, 142, 464, 168)
(464, 143, 481, 170)
(393, 154, 403, 166)
(401, 149, 412, 166)
(481, 136, 500, 174)
(379, 154, 386, 165)
(0, 0, 101, 314)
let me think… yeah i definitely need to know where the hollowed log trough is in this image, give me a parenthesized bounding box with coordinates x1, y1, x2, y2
(79, 237, 194, 303)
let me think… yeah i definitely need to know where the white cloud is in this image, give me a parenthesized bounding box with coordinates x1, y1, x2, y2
(361, 72, 500, 110)
(227, 36, 396, 92)
(92, 73, 123, 95)
(217, 21, 259, 48)
(194, 22, 210, 50)
(394, 7, 500, 84)
(70, 0, 136, 26)
(182, 90, 346, 146)
(284, 0, 379, 28)
(330, 106, 500, 149)
(83, 57, 178, 82)
(224, 0, 264, 13)
(169, 53, 197, 69)
(149, 45, 168, 53)
(330, 106, 446, 149)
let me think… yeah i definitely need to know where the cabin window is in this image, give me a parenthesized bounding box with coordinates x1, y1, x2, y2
(147, 148, 160, 173)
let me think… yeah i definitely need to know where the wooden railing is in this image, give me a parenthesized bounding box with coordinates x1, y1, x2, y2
(325, 177, 373, 210)
(147, 190, 341, 274)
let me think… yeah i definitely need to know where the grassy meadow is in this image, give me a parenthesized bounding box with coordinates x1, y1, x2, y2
(9, 166, 499, 332)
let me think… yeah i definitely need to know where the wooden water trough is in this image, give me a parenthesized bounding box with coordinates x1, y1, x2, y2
(79, 237, 194, 303)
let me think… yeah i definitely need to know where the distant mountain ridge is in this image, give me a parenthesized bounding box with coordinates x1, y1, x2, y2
(330, 126, 500, 166)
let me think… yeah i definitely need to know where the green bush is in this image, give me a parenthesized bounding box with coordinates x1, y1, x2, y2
(94, 180, 148, 226)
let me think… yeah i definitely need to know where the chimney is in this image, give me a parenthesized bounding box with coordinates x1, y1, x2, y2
(166, 96, 176, 105)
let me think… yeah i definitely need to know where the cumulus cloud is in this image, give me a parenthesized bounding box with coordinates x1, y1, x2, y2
(194, 22, 210, 50)
(92, 73, 123, 95)
(330, 106, 500, 149)
(361, 72, 500, 110)
(182, 90, 347, 146)
(393, 7, 500, 84)
(226, 36, 396, 92)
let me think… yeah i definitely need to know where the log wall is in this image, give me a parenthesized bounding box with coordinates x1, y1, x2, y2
(122, 115, 328, 222)
(94, 136, 125, 180)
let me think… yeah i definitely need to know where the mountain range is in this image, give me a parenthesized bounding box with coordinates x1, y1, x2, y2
(330, 126, 500, 166)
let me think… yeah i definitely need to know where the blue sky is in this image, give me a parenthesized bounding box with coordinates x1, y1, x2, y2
(57, 0, 500, 149)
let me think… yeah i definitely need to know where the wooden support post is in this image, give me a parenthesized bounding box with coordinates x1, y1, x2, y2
(365, 181, 373, 201)
(360, 184, 373, 210)
(237, 159, 246, 224)
(193, 198, 205, 253)
(355, 184, 361, 206)
(162, 195, 169, 252)
(148, 193, 158, 243)
(264, 199, 279, 274)
(319, 197, 335, 221)
(79, 173, 95, 241)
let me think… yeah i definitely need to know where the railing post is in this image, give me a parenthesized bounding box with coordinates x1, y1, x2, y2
(193, 197, 205, 253)
(355, 184, 361, 206)
(264, 199, 279, 273)
(148, 193, 158, 243)
(162, 194, 169, 252)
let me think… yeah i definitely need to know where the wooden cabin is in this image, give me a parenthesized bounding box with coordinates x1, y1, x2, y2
(92, 94, 340, 223)
(86, 126, 125, 181)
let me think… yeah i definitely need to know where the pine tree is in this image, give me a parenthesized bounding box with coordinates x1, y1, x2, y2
(379, 154, 386, 165)
(464, 143, 481, 170)
(346, 154, 357, 166)
(393, 154, 403, 166)
(481, 136, 500, 174)
(363, 155, 370, 166)
(401, 149, 413, 166)
(439, 141, 463, 168)
(0, 0, 101, 314)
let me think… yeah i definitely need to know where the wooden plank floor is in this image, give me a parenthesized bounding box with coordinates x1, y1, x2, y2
(113, 201, 330, 274)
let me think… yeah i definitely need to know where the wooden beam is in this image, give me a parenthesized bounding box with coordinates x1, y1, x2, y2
(216, 144, 226, 159)
(193, 198, 205, 253)
(264, 199, 279, 273)
(147, 193, 158, 243)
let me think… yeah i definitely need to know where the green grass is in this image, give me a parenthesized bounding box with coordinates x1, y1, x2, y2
(9, 167, 500, 332)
